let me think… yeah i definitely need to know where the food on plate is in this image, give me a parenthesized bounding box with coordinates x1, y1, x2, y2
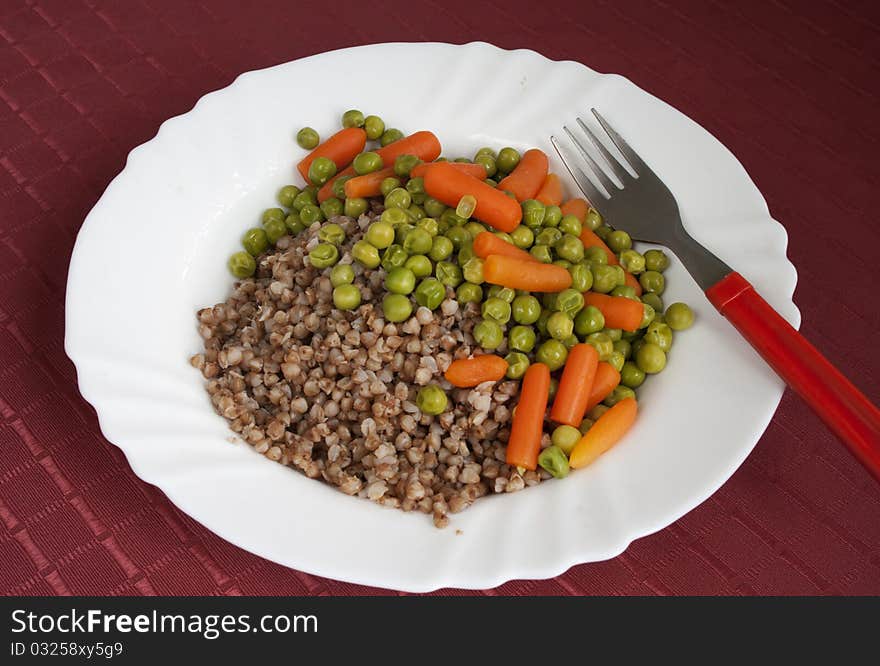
(191, 109, 693, 526)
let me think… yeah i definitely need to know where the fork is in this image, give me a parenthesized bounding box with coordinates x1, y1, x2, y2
(552, 109, 880, 480)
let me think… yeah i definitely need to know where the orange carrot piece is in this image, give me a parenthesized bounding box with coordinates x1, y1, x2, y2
(319, 130, 442, 202)
(297, 127, 366, 181)
(569, 398, 638, 469)
(423, 163, 522, 232)
(410, 162, 486, 180)
(497, 148, 549, 202)
(343, 167, 396, 199)
(473, 231, 537, 262)
(579, 228, 618, 265)
(444, 355, 509, 388)
(582, 292, 644, 331)
(560, 198, 589, 222)
(584, 362, 621, 412)
(550, 344, 599, 427)
(483, 254, 572, 292)
(506, 363, 551, 470)
(624, 271, 643, 296)
(535, 173, 563, 206)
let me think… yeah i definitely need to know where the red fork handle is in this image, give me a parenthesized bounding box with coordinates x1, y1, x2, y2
(706, 272, 880, 480)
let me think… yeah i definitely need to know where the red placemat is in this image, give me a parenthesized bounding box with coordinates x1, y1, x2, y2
(1, 0, 879, 596)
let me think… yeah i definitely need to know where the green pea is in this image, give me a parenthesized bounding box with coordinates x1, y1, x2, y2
(385, 187, 412, 209)
(608, 286, 636, 302)
(416, 384, 448, 415)
(508, 325, 536, 353)
(490, 286, 515, 303)
(382, 293, 413, 322)
(377, 177, 401, 197)
(309, 156, 338, 186)
(551, 425, 581, 456)
(548, 377, 559, 402)
(353, 151, 383, 175)
(484, 179, 498, 188)
(296, 127, 319, 149)
(586, 332, 614, 360)
(331, 176, 351, 199)
(457, 243, 475, 265)
(644, 321, 673, 352)
(542, 292, 559, 311)
(464, 221, 486, 238)
(537, 445, 570, 479)
(641, 292, 664, 313)
(536, 339, 567, 371)
(308, 242, 338, 268)
(554, 289, 583, 319)
(394, 154, 421, 178)
(594, 225, 612, 241)
(242, 227, 269, 256)
(462, 257, 484, 284)
(604, 385, 636, 407)
(424, 197, 446, 218)
(665, 302, 694, 331)
(330, 283, 360, 310)
(436, 261, 463, 288)
(613, 339, 632, 359)
(509, 225, 534, 249)
(360, 222, 391, 250)
(635, 342, 666, 374)
(585, 246, 609, 265)
(496, 147, 521, 173)
(610, 265, 626, 287)
(445, 226, 471, 251)
(482, 297, 511, 324)
(406, 176, 425, 195)
(570, 262, 593, 292)
(602, 328, 622, 342)
(472, 319, 503, 349)
(475, 154, 497, 178)
(377, 208, 406, 227)
(277, 185, 300, 208)
(429, 235, 453, 262)
(299, 204, 324, 225)
(585, 207, 602, 231)
(330, 263, 355, 287)
(262, 207, 285, 227)
(341, 108, 364, 128)
(591, 264, 619, 293)
(404, 255, 432, 278)
(320, 197, 344, 219)
(414, 278, 445, 310)
(512, 295, 541, 324)
(403, 227, 432, 255)
(607, 350, 626, 372)
(364, 114, 385, 140)
(228, 251, 256, 278)
(318, 223, 345, 245)
(639, 270, 665, 295)
(521, 199, 546, 228)
(554, 259, 572, 271)
(344, 197, 368, 218)
(263, 218, 287, 244)
(385, 267, 416, 295)
(606, 230, 632, 253)
(543, 205, 562, 228)
(644, 249, 670, 272)
(381, 244, 409, 272)
(634, 303, 653, 329)
(554, 233, 585, 263)
(546, 312, 574, 341)
(578, 418, 594, 435)
(440, 208, 465, 227)
(631, 338, 646, 358)
(493, 231, 514, 245)
(380, 128, 404, 146)
(619, 249, 645, 274)
(474, 147, 497, 160)
(574, 305, 605, 337)
(292, 189, 316, 211)
(530, 245, 553, 263)
(559, 214, 582, 237)
(536, 227, 562, 247)
(620, 361, 645, 389)
(588, 404, 610, 421)
(560, 334, 577, 350)
(535, 310, 550, 337)
(504, 352, 530, 379)
(285, 211, 305, 235)
(352, 240, 380, 268)
(456, 282, 483, 303)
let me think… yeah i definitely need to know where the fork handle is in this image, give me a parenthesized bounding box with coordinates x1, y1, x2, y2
(706, 271, 880, 480)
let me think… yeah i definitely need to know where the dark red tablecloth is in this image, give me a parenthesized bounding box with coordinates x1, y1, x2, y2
(1, 0, 878, 596)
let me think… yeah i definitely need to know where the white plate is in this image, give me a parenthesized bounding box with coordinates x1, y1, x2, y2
(65, 42, 798, 592)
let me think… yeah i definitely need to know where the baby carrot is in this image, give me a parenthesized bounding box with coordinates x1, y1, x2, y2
(584, 362, 621, 412)
(624, 271, 643, 296)
(497, 148, 549, 202)
(535, 173, 563, 206)
(473, 231, 537, 262)
(411, 162, 486, 180)
(483, 254, 572, 292)
(580, 228, 618, 265)
(550, 344, 599, 427)
(582, 292, 644, 331)
(560, 198, 589, 223)
(569, 398, 638, 469)
(423, 163, 522, 232)
(506, 362, 551, 470)
(297, 127, 366, 181)
(319, 130, 442, 202)
(444, 355, 508, 388)
(344, 167, 396, 199)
